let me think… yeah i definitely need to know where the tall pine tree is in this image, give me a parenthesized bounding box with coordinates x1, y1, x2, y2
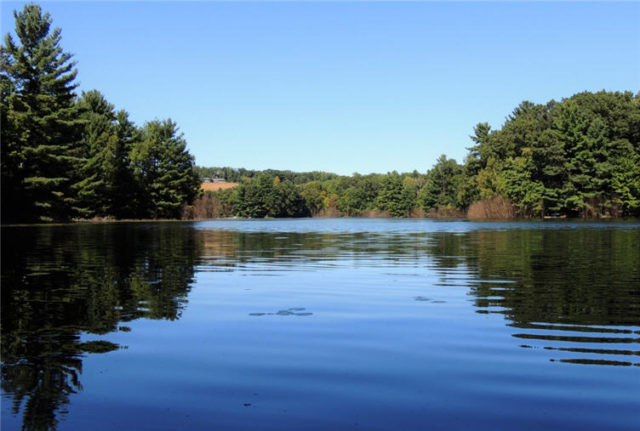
(73, 90, 139, 219)
(1, 4, 82, 222)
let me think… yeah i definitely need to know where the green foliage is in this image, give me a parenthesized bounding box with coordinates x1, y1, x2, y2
(269, 178, 309, 217)
(498, 153, 545, 216)
(234, 174, 273, 218)
(194, 166, 339, 184)
(1, 5, 200, 222)
(611, 156, 640, 214)
(1, 4, 82, 222)
(110, 110, 141, 218)
(233, 174, 309, 218)
(338, 186, 369, 216)
(456, 155, 481, 209)
(376, 172, 416, 217)
(131, 120, 200, 219)
(211, 91, 639, 219)
(418, 155, 463, 212)
(73, 90, 119, 217)
(300, 181, 329, 215)
(462, 91, 640, 217)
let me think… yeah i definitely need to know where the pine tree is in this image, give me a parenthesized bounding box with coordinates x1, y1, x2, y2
(74, 90, 118, 217)
(110, 110, 140, 218)
(377, 172, 414, 217)
(419, 155, 463, 211)
(73, 90, 140, 219)
(130, 120, 200, 219)
(233, 173, 272, 218)
(1, 4, 82, 222)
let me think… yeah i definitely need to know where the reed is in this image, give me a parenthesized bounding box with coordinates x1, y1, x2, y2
(467, 196, 516, 219)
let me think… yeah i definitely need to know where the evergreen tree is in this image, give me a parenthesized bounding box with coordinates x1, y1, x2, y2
(74, 90, 118, 217)
(130, 120, 200, 219)
(1, 4, 81, 222)
(419, 155, 463, 211)
(72, 91, 140, 219)
(498, 152, 545, 216)
(462, 91, 640, 217)
(233, 174, 274, 218)
(377, 172, 414, 217)
(110, 110, 140, 218)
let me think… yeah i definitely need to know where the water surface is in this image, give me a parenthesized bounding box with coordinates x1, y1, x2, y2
(2, 219, 639, 430)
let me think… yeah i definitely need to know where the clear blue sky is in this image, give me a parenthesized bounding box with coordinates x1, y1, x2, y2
(3, 1, 639, 175)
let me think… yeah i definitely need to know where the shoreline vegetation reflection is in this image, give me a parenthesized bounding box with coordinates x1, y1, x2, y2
(2, 220, 639, 430)
(1, 224, 199, 430)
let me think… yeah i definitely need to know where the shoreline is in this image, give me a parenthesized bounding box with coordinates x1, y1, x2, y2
(3, 215, 639, 227)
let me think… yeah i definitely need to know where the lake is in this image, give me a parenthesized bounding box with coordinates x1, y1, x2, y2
(2, 219, 639, 430)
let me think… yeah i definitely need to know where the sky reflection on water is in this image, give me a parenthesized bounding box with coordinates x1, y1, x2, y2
(2, 220, 639, 430)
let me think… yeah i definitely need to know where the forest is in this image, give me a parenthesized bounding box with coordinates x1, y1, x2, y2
(2, 4, 639, 223)
(193, 89, 640, 220)
(1, 4, 200, 223)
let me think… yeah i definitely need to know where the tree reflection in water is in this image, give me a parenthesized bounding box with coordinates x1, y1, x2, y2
(198, 226, 640, 365)
(2, 222, 639, 430)
(1, 223, 199, 430)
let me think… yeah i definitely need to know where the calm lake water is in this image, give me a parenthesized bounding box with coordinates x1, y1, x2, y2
(2, 219, 639, 430)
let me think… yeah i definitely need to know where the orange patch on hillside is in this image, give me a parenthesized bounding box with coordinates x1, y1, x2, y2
(201, 182, 239, 191)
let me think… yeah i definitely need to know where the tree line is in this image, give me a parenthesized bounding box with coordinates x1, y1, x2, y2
(3, 4, 639, 223)
(193, 90, 640, 219)
(1, 4, 200, 223)
(192, 167, 462, 219)
(195, 166, 339, 185)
